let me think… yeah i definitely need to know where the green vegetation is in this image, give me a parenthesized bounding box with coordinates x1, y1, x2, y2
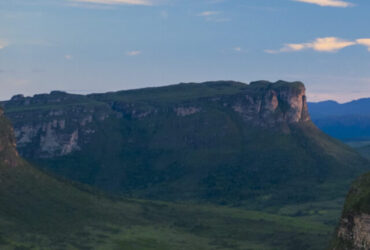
(341, 172, 370, 214)
(0, 112, 337, 249)
(31, 107, 368, 209)
(1, 81, 369, 249)
(0, 193, 337, 250)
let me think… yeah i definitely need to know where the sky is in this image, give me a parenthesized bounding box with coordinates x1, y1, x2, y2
(0, 0, 370, 103)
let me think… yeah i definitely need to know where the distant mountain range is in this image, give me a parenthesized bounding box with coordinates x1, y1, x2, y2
(309, 99, 370, 141)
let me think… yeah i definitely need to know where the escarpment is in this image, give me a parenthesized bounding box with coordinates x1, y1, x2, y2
(1, 80, 367, 206)
(3, 81, 310, 159)
(3, 91, 116, 158)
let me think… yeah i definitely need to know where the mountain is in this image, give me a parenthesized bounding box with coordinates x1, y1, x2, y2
(357, 145, 370, 160)
(2, 80, 368, 210)
(309, 99, 370, 119)
(308, 99, 370, 141)
(0, 106, 338, 250)
(331, 172, 370, 250)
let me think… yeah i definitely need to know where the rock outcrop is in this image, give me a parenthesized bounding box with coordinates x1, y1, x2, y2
(336, 213, 370, 249)
(0, 108, 20, 167)
(229, 80, 310, 127)
(332, 172, 370, 250)
(3, 92, 116, 158)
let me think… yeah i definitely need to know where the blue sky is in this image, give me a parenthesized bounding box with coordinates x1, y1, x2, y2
(0, 0, 369, 102)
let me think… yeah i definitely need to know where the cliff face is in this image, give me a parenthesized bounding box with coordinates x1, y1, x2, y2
(336, 214, 370, 249)
(333, 173, 370, 250)
(0, 108, 20, 167)
(4, 91, 116, 158)
(230, 81, 310, 127)
(3, 81, 310, 159)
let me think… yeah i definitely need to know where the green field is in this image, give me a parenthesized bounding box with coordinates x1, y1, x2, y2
(0, 196, 339, 250)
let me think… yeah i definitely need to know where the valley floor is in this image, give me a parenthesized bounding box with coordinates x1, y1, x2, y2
(0, 198, 342, 250)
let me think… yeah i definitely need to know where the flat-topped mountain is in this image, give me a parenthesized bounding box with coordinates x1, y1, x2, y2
(0, 99, 339, 250)
(2, 80, 368, 208)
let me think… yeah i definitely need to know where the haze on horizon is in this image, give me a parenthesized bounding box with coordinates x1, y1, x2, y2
(1, 0, 370, 103)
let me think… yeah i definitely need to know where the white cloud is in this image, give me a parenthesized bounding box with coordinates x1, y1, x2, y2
(356, 39, 370, 51)
(234, 47, 242, 52)
(310, 37, 355, 52)
(126, 50, 141, 56)
(294, 0, 353, 7)
(266, 37, 356, 53)
(70, 0, 153, 5)
(0, 40, 9, 50)
(197, 11, 220, 17)
(64, 54, 73, 60)
(197, 11, 229, 22)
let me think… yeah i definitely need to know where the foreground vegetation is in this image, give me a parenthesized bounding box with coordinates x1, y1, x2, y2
(0, 190, 339, 250)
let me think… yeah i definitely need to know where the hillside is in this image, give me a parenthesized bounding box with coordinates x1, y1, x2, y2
(308, 99, 370, 141)
(0, 107, 337, 250)
(357, 145, 370, 160)
(331, 172, 370, 250)
(2, 80, 368, 211)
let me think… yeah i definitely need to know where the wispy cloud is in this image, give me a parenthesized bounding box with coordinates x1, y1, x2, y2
(233, 47, 247, 53)
(197, 11, 230, 22)
(197, 11, 220, 17)
(265, 37, 366, 53)
(64, 54, 73, 60)
(70, 0, 153, 6)
(0, 40, 9, 50)
(293, 0, 353, 7)
(126, 50, 141, 56)
(356, 39, 370, 51)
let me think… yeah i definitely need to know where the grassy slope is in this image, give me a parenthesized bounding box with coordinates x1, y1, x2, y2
(0, 159, 336, 250)
(0, 190, 336, 250)
(0, 158, 336, 250)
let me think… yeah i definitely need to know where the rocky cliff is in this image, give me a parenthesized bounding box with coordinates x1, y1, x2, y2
(2, 80, 367, 207)
(230, 80, 310, 126)
(332, 173, 370, 250)
(3, 91, 116, 158)
(0, 108, 21, 167)
(3, 81, 310, 159)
